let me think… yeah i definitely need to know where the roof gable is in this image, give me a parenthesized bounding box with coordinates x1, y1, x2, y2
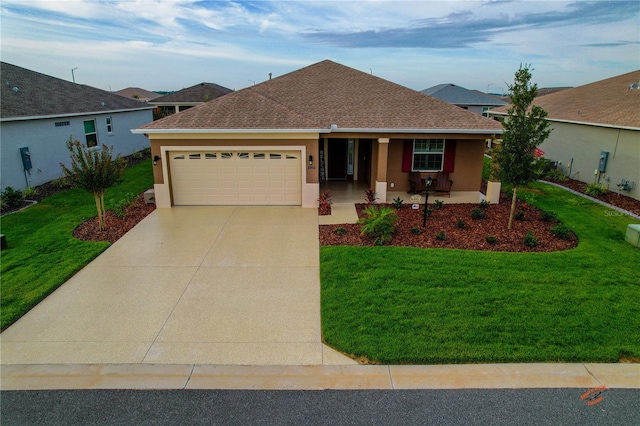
(141, 60, 502, 132)
(115, 87, 161, 101)
(1, 62, 151, 120)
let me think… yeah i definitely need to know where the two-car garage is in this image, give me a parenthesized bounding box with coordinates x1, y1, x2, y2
(168, 150, 302, 206)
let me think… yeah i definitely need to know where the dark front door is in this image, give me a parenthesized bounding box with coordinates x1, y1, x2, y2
(327, 139, 348, 180)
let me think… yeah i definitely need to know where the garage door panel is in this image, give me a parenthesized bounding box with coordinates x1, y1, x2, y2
(170, 150, 301, 206)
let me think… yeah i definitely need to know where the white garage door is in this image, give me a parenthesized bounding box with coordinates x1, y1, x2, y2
(169, 150, 301, 205)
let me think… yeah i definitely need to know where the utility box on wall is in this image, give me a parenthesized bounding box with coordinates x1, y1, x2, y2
(598, 151, 609, 172)
(20, 147, 32, 171)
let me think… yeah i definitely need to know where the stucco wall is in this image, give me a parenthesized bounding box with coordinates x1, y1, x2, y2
(386, 138, 486, 193)
(539, 122, 640, 201)
(1, 109, 152, 191)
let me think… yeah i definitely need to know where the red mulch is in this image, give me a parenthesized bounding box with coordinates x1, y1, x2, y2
(545, 177, 640, 215)
(320, 199, 578, 252)
(73, 195, 156, 243)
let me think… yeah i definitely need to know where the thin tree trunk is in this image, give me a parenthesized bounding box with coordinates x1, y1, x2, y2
(93, 192, 104, 231)
(508, 186, 518, 230)
(99, 190, 106, 231)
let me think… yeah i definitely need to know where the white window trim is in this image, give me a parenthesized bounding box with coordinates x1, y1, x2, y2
(411, 139, 445, 172)
(83, 119, 98, 148)
(106, 116, 114, 135)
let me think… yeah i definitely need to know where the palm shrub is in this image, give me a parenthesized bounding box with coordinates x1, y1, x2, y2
(585, 183, 607, 197)
(60, 136, 125, 230)
(359, 205, 397, 245)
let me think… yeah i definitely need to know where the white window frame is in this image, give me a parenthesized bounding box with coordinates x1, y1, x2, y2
(412, 139, 445, 172)
(106, 116, 113, 134)
(83, 119, 98, 148)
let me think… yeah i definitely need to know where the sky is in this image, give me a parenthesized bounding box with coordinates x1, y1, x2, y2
(1, 0, 638, 94)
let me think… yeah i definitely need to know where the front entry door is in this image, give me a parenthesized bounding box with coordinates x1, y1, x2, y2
(327, 139, 348, 180)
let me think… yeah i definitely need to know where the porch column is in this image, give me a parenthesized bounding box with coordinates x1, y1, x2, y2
(375, 138, 389, 203)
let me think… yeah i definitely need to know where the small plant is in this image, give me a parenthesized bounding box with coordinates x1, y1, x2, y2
(471, 208, 486, 220)
(550, 223, 572, 240)
(486, 235, 498, 245)
(514, 210, 526, 221)
(318, 190, 333, 210)
(524, 230, 539, 248)
(358, 205, 397, 245)
(111, 192, 136, 219)
(132, 150, 143, 159)
(479, 199, 490, 209)
(411, 226, 421, 235)
(423, 207, 433, 218)
(456, 218, 468, 229)
(334, 226, 346, 235)
(1, 186, 24, 209)
(435, 231, 447, 241)
(22, 187, 38, 200)
(432, 199, 444, 209)
(544, 169, 567, 182)
(541, 210, 559, 222)
(52, 176, 69, 189)
(585, 183, 607, 197)
(364, 188, 378, 204)
(392, 197, 404, 209)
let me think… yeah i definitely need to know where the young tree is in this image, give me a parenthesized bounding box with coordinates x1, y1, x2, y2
(496, 65, 551, 229)
(60, 136, 125, 231)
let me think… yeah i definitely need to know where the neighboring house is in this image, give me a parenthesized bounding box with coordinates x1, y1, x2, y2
(133, 60, 502, 208)
(114, 87, 161, 102)
(490, 70, 640, 201)
(1, 62, 154, 191)
(149, 82, 233, 119)
(421, 84, 507, 116)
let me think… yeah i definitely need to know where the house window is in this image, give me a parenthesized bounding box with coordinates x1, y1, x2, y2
(106, 116, 113, 134)
(83, 119, 98, 148)
(412, 139, 444, 172)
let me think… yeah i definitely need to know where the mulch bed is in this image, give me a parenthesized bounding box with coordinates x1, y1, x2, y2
(73, 194, 156, 243)
(320, 198, 578, 252)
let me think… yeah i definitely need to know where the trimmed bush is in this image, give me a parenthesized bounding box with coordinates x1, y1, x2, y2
(551, 223, 572, 240)
(359, 206, 397, 245)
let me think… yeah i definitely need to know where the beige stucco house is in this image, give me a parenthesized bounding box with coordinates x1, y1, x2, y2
(491, 70, 640, 201)
(133, 60, 502, 208)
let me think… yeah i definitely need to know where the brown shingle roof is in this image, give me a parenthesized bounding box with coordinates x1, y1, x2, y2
(1, 62, 152, 120)
(151, 82, 233, 103)
(114, 87, 161, 101)
(141, 60, 502, 132)
(492, 71, 640, 129)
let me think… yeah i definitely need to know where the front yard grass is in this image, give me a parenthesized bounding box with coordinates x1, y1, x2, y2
(0, 160, 153, 330)
(321, 182, 640, 364)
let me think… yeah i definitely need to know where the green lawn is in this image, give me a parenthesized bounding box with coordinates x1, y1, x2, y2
(0, 160, 154, 330)
(321, 182, 640, 364)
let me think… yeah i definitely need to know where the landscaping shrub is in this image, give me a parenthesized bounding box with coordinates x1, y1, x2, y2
(318, 190, 333, 210)
(471, 208, 486, 220)
(585, 183, 607, 197)
(514, 210, 526, 221)
(359, 205, 397, 245)
(432, 199, 444, 209)
(112, 192, 136, 219)
(364, 188, 377, 204)
(550, 223, 572, 240)
(392, 197, 404, 209)
(435, 231, 447, 241)
(544, 169, 567, 182)
(486, 235, 498, 245)
(524, 230, 539, 247)
(423, 207, 433, 218)
(411, 226, 421, 235)
(1, 186, 24, 209)
(334, 226, 346, 235)
(456, 218, 468, 229)
(22, 187, 38, 200)
(479, 199, 490, 209)
(541, 210, 559, 222)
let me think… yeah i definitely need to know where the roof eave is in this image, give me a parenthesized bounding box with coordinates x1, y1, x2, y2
(1, 106, 154, 122)
(132, 127, 503, 135)
(131, 128, 325, 135)
(488, 111, 640, 131)
(325, 127, 503, 135)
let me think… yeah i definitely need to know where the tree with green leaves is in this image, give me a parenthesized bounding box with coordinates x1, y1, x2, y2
(496, 65, 551, 229)
(60, 136, 125, 231)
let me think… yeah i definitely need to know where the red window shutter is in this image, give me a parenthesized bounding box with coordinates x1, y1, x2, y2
(443, 140, 456, 172)
(402, 140, 413, 172)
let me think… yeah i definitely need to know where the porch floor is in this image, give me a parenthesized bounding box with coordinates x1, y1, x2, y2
(319, 181, 486, 225)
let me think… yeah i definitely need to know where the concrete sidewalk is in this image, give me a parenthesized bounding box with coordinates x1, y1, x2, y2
(2, 363, 638, 390)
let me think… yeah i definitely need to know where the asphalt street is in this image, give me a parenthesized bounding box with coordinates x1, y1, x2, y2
(2, 388, 639, 425)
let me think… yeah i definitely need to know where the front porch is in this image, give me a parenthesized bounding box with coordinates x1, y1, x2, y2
(319, 181, 486, 225)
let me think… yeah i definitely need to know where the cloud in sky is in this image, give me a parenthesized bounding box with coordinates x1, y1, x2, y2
(1, 1, 638, 93)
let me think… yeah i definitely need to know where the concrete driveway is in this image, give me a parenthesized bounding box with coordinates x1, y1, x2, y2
(0, 206, 355, 366)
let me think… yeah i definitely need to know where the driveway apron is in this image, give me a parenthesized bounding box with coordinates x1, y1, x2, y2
(0, 206, 354, 365)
